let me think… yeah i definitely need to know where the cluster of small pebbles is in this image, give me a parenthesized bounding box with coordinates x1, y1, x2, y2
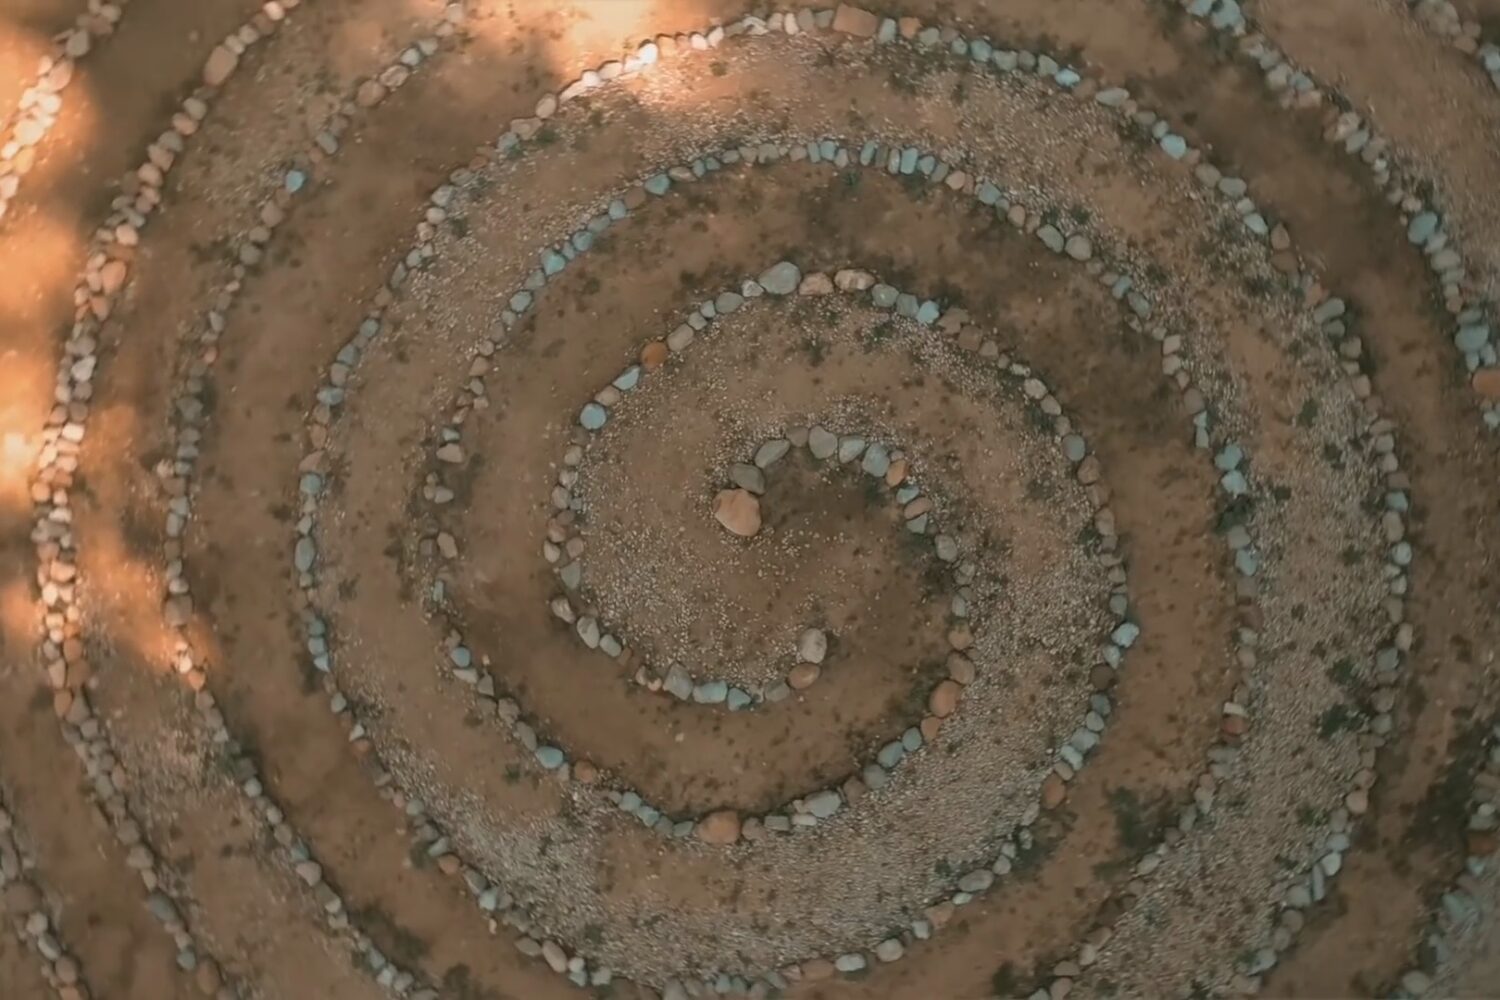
(0, 0, 128, 222)
(20, 0, 1491, 997)
(273, 8, 1428, 995)
(1169, 0, 1500, 426)
(0, 801, 89, 999)
(1405, 0, 1500, 92)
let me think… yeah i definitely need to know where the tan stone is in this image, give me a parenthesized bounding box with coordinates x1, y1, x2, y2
(885, 459, 907, 486)
(355, 79, 388, 107)
(801, 958, 835, 981)
(696, 809, 741, 845)
(831, 4, 880, 37)
(1041, 773, 1068, 810)
(640, 340, 669, 370)
(712, 488, 761, 537)
(919, 715, 943, 742)
(572, 760, 598, 783)
(929, 679, 961, 718)
(947, 653, 975, 685)
(1472, 367, 1500, 399)
(787, 662, 821, 690)
(1221, 714, 1249, 739)
(202, 45, 239, 87)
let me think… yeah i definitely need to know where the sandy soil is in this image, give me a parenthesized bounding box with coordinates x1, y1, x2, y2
(0, 0, 1496, 998)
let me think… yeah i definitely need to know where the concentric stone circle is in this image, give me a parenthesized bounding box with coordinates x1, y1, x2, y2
(8, 1, 1500, 999)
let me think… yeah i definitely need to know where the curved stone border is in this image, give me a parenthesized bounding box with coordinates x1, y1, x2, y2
(1387, 717, 1500, 997)
(546, 422, 976, 710)
(26, 0, 327, 989)
(0, 0, 131, 223)
(19, 1, 456, 996)
(1403, 0, 1500, 93)
(312, 248, 1135, 990)
(136, 5, 465, 998)
(376, 262, 1128, 844)
(137, 7, 1403, 995)
(1168, 0, 1498, 427)
(0, 791, 91, 999)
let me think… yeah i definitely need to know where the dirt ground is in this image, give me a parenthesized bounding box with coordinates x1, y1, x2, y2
(0, 0, 1497, 998)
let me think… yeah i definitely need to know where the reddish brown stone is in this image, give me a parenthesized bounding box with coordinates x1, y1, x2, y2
(1041, 773, 1068, 810)
(929, 680, 961, 718)
(1472, 367, 1500, 400)
(696, 809, 742, 845)
(831, 4, 880, 36)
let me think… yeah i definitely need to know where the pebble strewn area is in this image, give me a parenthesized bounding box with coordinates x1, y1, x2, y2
(3, 0, 1498, 999)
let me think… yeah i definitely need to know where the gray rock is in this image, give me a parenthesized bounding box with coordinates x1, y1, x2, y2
(754, 439, 791, 468)
(1037, 225, 1065, 253)
(759, 261, 801, 295)
(664, 664, 693, 700)
(860, 443, 891, 477)
(731, 463, 766, 494)
(693, 680, 729, 704)
(805, 790, 842, 818)
(808, 426, 838, 459)
(797, 628, 828, 664)
(837, 436, 866, 463)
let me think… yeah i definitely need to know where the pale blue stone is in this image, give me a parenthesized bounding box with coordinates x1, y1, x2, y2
(806, 140, 822, 163)
(449, 646, 472, 668)
(977, 181, 1002, 205)
(806, 790, 842, 818)
(887, 149, 901, 174)
(1160, 134, 1188, 159)
(1037, 54, 1059, 76)
(571, 230, 594, 253)
(1188, 0, 1214, 13)
(871, 284, 899, 308)
(618, 791, 641, 811)
(579, 402, 608, 430)
(1096, 87, 1129, 107)
(560, 242, 577, 262)
(524, 269, 546, 291)
(1220, 469, 1248, 496)
(1407, 212, 1439, 244)
(635, 804, 660, 826)
(299, 473, 323, 496)
(900, 727, 923, 752)
(1111, 621, 1140, 648)
(1456, 324, 1490, 353)
(819, 139, 837, 161)
(1234, 549, 1259, 576)
(542, 250, 567, 275)
(704, 155, 722, 171)
(1214, 443, 1243, 470)
(644, 173, 671, 195)
(1063, 435, 1087, 462)
(1055, 68, 1081, 88)
(1244, 213, 1268, 236)
(1392, 541, 1413, 566)
(1210, 0, 1244, 31)
(509, 290, 533, 314)
(1312, 297, 1346, 323)
(715, 291, 744, 313)
(896, 484, 921, 504)
(607, 198, 628, 220)
(1111, 276, 1133, 299)
(877, 741, 905, 768)
(861, 443, 891, 476)
(315, 385, 343, 407)
(587, 214, 610, 234)
(915, 300, 941, 325)
(877, 18, 897, 42)
(284, 169, 307, 194)
(950, 38, 967, 56)
(899, 147, 919, 174)
(726, 688, 753, 711)
(917, 27, 940, 47)
(969, 38, 992, 62)
(1037, 225, 1065, 253)
(759, 260, 801, 295)
(992, 49, 1018, 71)
(692, 680, 729, 704)
(917, 154, 936, 175)
(896, 293, 919, 318)
(612, 366, 641, 391)
(294, 537, 316, 572)
(860, 141, 879, 166)
(691, 158, 707, 177)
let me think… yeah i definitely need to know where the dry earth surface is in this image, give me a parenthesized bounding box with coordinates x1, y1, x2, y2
(1, 1, 1498, 999)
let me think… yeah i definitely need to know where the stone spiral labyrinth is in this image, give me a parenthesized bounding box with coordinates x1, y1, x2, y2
(2, 0, 1500, 998)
